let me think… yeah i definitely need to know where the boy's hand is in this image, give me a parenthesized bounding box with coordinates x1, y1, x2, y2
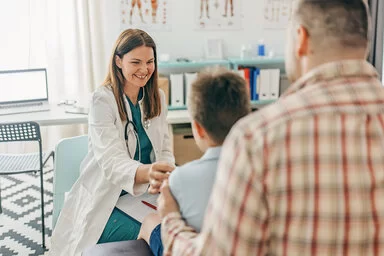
(157, 180, 180, 218)
(148, 161, 175, 194)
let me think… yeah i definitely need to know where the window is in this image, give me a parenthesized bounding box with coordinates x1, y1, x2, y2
(0, 0, 47, 71)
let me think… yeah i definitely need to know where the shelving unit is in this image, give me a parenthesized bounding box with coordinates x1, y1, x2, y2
(159, 59, 232, 112)
(168, 99, 276, 111)
(158, 59, 231, 74)
(159, 57, 286, 113)
(228, 56, 285, 71)
(229, 57, 286, 109)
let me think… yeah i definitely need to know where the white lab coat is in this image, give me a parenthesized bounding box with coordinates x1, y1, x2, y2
(49, 85, 174, 256)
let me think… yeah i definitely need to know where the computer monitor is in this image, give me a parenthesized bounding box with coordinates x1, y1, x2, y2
(0, 68, 48, 104)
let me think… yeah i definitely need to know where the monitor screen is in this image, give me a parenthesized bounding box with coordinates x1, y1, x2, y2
(0, 69, 48, 104)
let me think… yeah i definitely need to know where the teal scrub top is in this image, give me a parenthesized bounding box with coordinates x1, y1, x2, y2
(127, 89, 153, 165)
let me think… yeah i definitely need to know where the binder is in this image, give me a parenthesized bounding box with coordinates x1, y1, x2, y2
(170, 74, 184, 107)
(244, 68, 251, 99)
(259, 69, 270, 100)
(236, 69, 245, 78)
(252, 68, 260, 100)
(184, 73, 198, 103)
(236, 69, 251, 99)
(269, 69, 280, 99)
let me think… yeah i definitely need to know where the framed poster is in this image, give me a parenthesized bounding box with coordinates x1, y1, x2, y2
(121, 0, 171, 31)
(263, 0, 293, 29)
(195, 0, 243, 30)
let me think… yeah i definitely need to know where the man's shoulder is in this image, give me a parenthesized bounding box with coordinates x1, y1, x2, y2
(235, 95, 303, 134)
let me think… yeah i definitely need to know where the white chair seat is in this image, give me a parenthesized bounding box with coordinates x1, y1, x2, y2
(0, 152, 53, 174)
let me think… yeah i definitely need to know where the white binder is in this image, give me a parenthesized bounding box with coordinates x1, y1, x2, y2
(259, 69, 270, 100)
(184, 72, 198, 103)
(170, 74, 184, 107)
(269, 69, 280, 99)
(236, 69, 245, 79)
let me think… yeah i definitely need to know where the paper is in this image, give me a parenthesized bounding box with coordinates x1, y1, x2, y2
(115, 192, 158, 223)
(64, 106, 89, 115)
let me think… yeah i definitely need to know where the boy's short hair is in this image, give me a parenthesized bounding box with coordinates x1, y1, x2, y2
(187, 67, 251, 144)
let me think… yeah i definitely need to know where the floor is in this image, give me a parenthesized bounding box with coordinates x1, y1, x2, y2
(0, 168, 53, 256)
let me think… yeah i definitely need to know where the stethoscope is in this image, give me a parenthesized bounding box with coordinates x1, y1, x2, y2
(124, 118, 141, 162)
(121, 88, 152, 162)
(121, 90, 142, 162)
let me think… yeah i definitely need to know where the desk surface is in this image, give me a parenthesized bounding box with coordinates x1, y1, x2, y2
(0, 105, 191, 126)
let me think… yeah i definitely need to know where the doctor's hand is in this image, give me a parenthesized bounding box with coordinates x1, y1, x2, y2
(157, 180, 180, 218)
(148, 161, 175, 194)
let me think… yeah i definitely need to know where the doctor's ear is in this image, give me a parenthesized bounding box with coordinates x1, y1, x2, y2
(115, 55, 122, 69)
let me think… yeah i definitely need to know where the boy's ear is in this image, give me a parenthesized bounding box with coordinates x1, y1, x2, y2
(192, 120, 206, 138)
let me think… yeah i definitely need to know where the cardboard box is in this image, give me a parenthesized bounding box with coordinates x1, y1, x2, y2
(172, 126, 203, 166)
(158, 76, 169, 105)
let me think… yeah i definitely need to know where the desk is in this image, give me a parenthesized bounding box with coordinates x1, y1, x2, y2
(0, 105, 191, 126)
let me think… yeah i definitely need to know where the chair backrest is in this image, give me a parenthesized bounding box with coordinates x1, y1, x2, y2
(52, 135, 88, 229)
(0, 122, 41, 142)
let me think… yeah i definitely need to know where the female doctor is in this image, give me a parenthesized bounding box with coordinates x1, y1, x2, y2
(49, 29, 175, 256)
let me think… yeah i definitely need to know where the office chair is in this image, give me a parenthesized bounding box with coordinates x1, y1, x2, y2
(0, 121, 54, 248)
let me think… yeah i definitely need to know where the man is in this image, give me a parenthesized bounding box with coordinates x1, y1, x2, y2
(158, 0, 384, 255)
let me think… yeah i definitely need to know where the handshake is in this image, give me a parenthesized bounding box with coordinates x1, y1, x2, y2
(148, 161, 175, 194)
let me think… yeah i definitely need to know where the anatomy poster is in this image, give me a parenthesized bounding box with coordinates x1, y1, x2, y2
(195, 0, 243, 30)
(121, 0, 171, 30)
(263, 0, 293, 29)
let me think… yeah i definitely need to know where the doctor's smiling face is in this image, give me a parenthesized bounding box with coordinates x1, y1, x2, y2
(115, 45, 155, 89)
(104, 29, 161, 121)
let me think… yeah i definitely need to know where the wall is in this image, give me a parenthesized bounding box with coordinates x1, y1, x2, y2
(101, 0, 287, 62)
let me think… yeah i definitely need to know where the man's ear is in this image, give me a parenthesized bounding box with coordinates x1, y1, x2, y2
(297, 25, 310, 57)
(115, 55, 122, 69)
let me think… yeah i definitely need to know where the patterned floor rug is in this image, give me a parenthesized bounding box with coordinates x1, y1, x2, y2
(0, 168, 53, 256)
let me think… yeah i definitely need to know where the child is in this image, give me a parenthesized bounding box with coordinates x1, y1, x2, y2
(137, 67, 251, 255)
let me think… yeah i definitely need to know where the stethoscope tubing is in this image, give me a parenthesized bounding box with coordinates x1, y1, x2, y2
(124, 118, 141, 162)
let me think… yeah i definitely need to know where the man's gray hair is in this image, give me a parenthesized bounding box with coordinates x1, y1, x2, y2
(294, 0, 370, 48)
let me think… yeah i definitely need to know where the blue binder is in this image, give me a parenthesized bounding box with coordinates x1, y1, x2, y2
(252, 68, 260, 100)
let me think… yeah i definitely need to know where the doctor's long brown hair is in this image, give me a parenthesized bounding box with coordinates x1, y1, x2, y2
(102, 29, 161, 121)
